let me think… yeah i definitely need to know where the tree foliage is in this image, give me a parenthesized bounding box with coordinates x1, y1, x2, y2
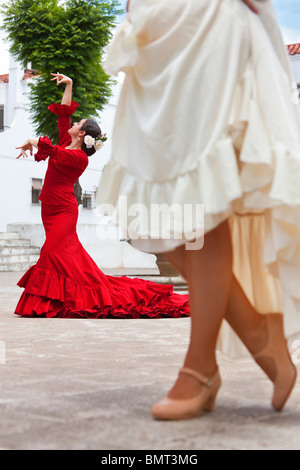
(1, 0, 122, 141)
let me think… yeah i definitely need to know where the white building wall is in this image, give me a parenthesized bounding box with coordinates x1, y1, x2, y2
(290, 55, 300, 83)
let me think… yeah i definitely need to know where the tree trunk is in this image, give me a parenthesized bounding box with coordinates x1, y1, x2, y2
(74, 180, 82, 206)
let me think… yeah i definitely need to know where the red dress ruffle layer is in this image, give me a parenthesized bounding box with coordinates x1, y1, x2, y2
(15, 265, 189, 319)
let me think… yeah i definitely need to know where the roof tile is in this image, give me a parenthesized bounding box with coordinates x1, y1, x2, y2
(0, 74, 9, 83)
(287, 43, 300, 56)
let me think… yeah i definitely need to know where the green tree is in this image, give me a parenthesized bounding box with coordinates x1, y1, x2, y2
(1, 0, 122, 142)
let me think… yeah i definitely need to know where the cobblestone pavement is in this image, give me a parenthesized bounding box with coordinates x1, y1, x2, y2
(0, 272, 299, 450)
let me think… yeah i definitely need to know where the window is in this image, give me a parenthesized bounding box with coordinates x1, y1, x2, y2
(0, 105, 4, 132)
(82, 190, 96, 209)
(31, 178, 43, 205)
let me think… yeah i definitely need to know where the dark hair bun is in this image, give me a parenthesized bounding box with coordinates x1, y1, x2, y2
(81, 119, 102, 156)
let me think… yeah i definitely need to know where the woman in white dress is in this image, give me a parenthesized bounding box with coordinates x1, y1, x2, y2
(96, 0, 299, 420)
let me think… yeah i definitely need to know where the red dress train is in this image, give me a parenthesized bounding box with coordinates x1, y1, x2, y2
(14, 101, 189, 319)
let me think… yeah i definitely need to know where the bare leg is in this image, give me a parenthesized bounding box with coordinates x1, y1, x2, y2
(165, 244, 268, 356)
(225, 276, 268, 354)
(163, 225, 296, 410)
(167, 220, 233, 399)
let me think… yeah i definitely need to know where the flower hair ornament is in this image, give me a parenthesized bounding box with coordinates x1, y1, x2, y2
(84, 133, 107, 151)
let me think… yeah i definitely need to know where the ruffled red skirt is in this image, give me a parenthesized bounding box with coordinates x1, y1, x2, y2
(15, 203, 189, 319)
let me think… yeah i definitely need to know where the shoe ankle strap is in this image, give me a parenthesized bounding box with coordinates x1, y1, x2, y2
(179, 367, 214, 388)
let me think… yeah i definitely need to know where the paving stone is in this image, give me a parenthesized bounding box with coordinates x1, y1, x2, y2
(0, 272, 299, 450)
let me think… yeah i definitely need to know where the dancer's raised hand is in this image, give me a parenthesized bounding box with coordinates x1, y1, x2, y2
(50, 73, 73, 86)
(16, 139, 36, 159)
(51, 73, 73, 106)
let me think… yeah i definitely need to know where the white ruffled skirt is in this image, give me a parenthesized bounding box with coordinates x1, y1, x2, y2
(96, 0, 300, 354)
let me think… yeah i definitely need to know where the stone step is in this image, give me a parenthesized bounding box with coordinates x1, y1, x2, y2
(155, 253, 180, 277)
(0, 262, 37, 272)
(0, 232, 21, 240)
(0, 238, 31, 247)
(0, 246, 40, 256)
(0, 230, 41, 271)
(0, 253, 40, 266)
(127, 275, 188, 295)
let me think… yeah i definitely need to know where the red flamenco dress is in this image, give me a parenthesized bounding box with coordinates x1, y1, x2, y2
(15, 101, 189, 319)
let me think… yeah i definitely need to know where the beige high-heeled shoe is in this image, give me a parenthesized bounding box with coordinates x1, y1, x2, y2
(152, 368, 221, 420)
(253, 313, 297, 411)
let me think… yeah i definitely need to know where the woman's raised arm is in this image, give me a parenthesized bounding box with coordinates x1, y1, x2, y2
(50, 73, 73, 106)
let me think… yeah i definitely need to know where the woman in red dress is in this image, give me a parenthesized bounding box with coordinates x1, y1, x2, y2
(14, 73, 189, 319)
